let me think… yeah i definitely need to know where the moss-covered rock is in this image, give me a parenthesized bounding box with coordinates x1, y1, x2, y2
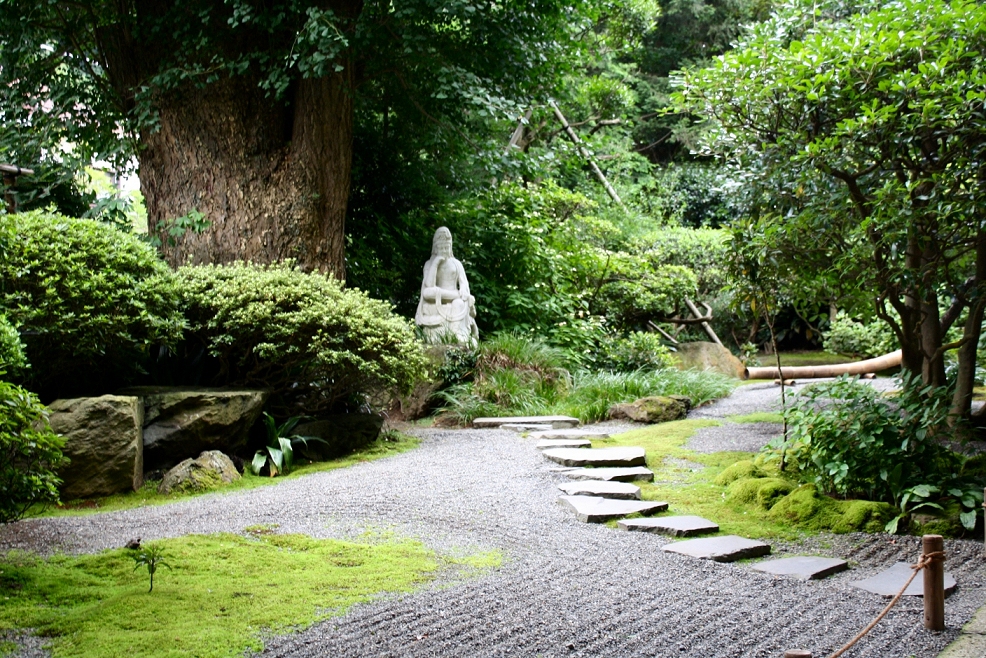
(726, 477, 795, 509)
(715, 460, 765, 486)
(608, 396, 688, 423)
(768, 484, 895, 533)
(157, 450, 240, 494)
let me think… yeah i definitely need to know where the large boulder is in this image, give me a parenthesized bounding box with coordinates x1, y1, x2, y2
(674, 342, 745, 379)
(608, 396, 689, 424)
(118, 387, 268, 471)
(157, 450, 241, 495)
(387, 345, 450, 421)
(48, 396, 144, 499)
(293, 414, 385, 461)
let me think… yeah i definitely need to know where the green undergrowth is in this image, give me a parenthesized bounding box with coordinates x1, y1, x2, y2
(726, 412, 783, 424)
(34, 432, 420, 519)
(0, 533, 443, 658)
(596, 418, 893, 540)
(768, 351, 855, 367)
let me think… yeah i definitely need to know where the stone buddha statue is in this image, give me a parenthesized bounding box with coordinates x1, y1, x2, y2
(414, 227, 479, 345)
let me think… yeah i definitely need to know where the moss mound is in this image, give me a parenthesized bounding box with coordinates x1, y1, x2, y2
(768, 484, 895, 533)
(726, 477, 795, 509)
(715, 460, 764, 486)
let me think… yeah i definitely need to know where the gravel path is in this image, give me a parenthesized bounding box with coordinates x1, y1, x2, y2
(2, 380, 984, 658)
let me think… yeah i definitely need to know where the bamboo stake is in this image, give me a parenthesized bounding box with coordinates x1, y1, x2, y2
(548, 100, 625, 209)
(923, 534, 945, 631)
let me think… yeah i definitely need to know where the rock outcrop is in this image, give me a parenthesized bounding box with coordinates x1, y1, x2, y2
(608, 396, 689, 423)
(48, 395, 144, 499)
(157, 450, 241, 494)
(293, 414, 384, 460)
(673, 341, 745, 379)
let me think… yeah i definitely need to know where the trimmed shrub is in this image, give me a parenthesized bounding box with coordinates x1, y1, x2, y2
(637, 227, 730, 296)
(176, 262, 427, 415)
(0, 211, 184, 399)
(823, 312, 896, 357)
(0, 315, 28, 377)
(596, 331, 675, 372)
(0, 382, 66, 523)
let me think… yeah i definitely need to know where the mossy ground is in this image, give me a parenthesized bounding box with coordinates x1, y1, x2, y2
(597, 418, 894, 539)
(0, 532, 471, 658)
(761, 350, 855, 367)
(34, 432, 420, 519)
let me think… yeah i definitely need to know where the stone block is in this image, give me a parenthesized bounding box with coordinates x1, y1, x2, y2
(662, 535, 771, 562)
(752, 556, 848, 580)
(558, 481, 641, 500)
(673, 341, 745, 379)
(293, 414, 385, 460)
(158, 450, 241, 494)
(542, 447, 646, 467)
(557, 495, 668, 523)
(608, 396, 688, 424)
(850, 562, 956, 597)
(618, 515, 719, 537)
(530, 429, 611, 440)
(472, 415, 579, 429)
(536, 439, 592, 450)
(49, 395, 144, 499)
(563, 466, 655, 482)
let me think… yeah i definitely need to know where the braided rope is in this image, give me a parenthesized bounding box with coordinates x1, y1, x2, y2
(827, 551, 945, 658)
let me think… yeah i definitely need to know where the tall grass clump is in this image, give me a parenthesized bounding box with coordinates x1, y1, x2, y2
(560, 369, 736, 423)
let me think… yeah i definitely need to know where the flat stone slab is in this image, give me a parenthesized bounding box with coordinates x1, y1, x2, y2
(851, 562, 956, 597)
(563, 466, 654, 482)
(473, 415, 579, 429)
(557, 495, 668, 523)
(530, 429, 611, 440)
(662, 535, 771, 562)
(558, 481, 641, 500)
(542, 447, 646, 468)
(618, 515, 719, 537)
(752, 556, 849, 580)
(500, 423, 553, 432)
(536, 439, 592, 450)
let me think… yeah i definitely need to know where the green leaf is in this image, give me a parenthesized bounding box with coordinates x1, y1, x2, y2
(960, 509, 978, 530)
(251, 451, 267, 476)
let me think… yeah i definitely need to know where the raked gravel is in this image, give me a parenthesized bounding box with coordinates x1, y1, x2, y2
(1, 380, 984, 658)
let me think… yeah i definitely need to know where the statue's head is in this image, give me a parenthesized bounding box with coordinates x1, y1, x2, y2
(431, 226, 453, 258)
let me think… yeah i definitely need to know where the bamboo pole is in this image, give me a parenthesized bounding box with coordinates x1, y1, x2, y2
(744, 350, 902, 380)
(548, 100, 626, 209)
(783, 651, 811, 658)
(684, 298, 722, 346)
(923, 534, 945, 631)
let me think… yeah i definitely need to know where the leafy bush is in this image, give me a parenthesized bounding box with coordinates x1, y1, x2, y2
(596, 332, 675, 372)
(823, 312, 896, 358)
(779, 375, 984, 532)
(0, 382, 67, 523)
(0, 211, 184, 399)
(594, 258, 698, 331)
(176, 262, 426, 415)
(637, 227, 730, 296)
(0, 315, 27, 377)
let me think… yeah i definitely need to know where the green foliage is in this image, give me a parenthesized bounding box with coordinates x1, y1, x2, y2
(147, 209, 211, 249)
(595, 259, 698, 331)
(823, 312, 897, 358)
(635, 226, 729, 296)
(0, 382, 66, 524)
(176, 262, 426, 415)
(0, 533, 438, 657)
(251, 413, 327, 478)
(779, 375, 985, 533)
(130, 544, 172, 593)
(0, 316, 27, 377)
(595, 331, 675, 372)
(0, 211, 184, 399)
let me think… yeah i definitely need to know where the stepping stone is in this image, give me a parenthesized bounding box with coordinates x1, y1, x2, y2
(530, 429, 611, 440)
(558, 481, 641, 500)
(473, 415, 580, 429)
(542, 447, 646, 468)
(618, 515, 719, 537)
(563, 466, 655, 482)
(500, 423, 553, 432)
(557, 495, 668, 523)
(662, 535, 771, 562)
(536, 438, 592, 450)
(547, 466, 580, 473)
(752, 556, 848, 580)
(851, 562, 957, 597)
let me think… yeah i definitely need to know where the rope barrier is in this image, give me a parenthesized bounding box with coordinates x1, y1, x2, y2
(827, 551, 946, 658)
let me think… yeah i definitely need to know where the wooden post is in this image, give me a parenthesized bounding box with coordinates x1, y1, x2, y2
(548, 100, 626, 209)
(923, 534, 945, 631)
(783, 651, 811, 658)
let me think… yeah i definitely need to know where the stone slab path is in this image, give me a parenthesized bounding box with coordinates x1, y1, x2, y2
(530, 429, 612, 440)
(536, 438, 591, 450)
(662, 535, 772, 562)
(752, 556, 849, 580)
(473, 415, 579, 428)
(562, 466, 655, 482)
(618, 515, 719, 537)
(542, 447, 646, 467)
(852, 562, 958, 597)
(557, 495, 669, 523)
(557, 480, 641, 500)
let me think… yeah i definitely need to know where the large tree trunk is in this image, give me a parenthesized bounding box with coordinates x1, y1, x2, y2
(139, 71, 353, 279)
(951, 230, 986, 423)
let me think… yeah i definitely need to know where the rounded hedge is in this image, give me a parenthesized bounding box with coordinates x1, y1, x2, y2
(0, 382, 67, 523)
(176, 261, 427, 415)
(0, 211, 184, 399)
(0, 315, 28, 377)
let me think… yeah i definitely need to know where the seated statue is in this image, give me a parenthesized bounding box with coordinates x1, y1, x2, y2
(414, 227, 479, 345)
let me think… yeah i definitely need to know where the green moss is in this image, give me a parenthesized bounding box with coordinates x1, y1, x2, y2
(0, 533, 444, 658)
(714, 460, 764, 486)
(726, 477, 795, 509)
(727, 412, 784, 424)
(768, 484, 895, 533)
(33, 432, 420, 518)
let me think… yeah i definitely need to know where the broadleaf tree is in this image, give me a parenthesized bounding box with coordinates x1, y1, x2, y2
(0, 0, 590, 277)
(674, 0, 986, 423)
